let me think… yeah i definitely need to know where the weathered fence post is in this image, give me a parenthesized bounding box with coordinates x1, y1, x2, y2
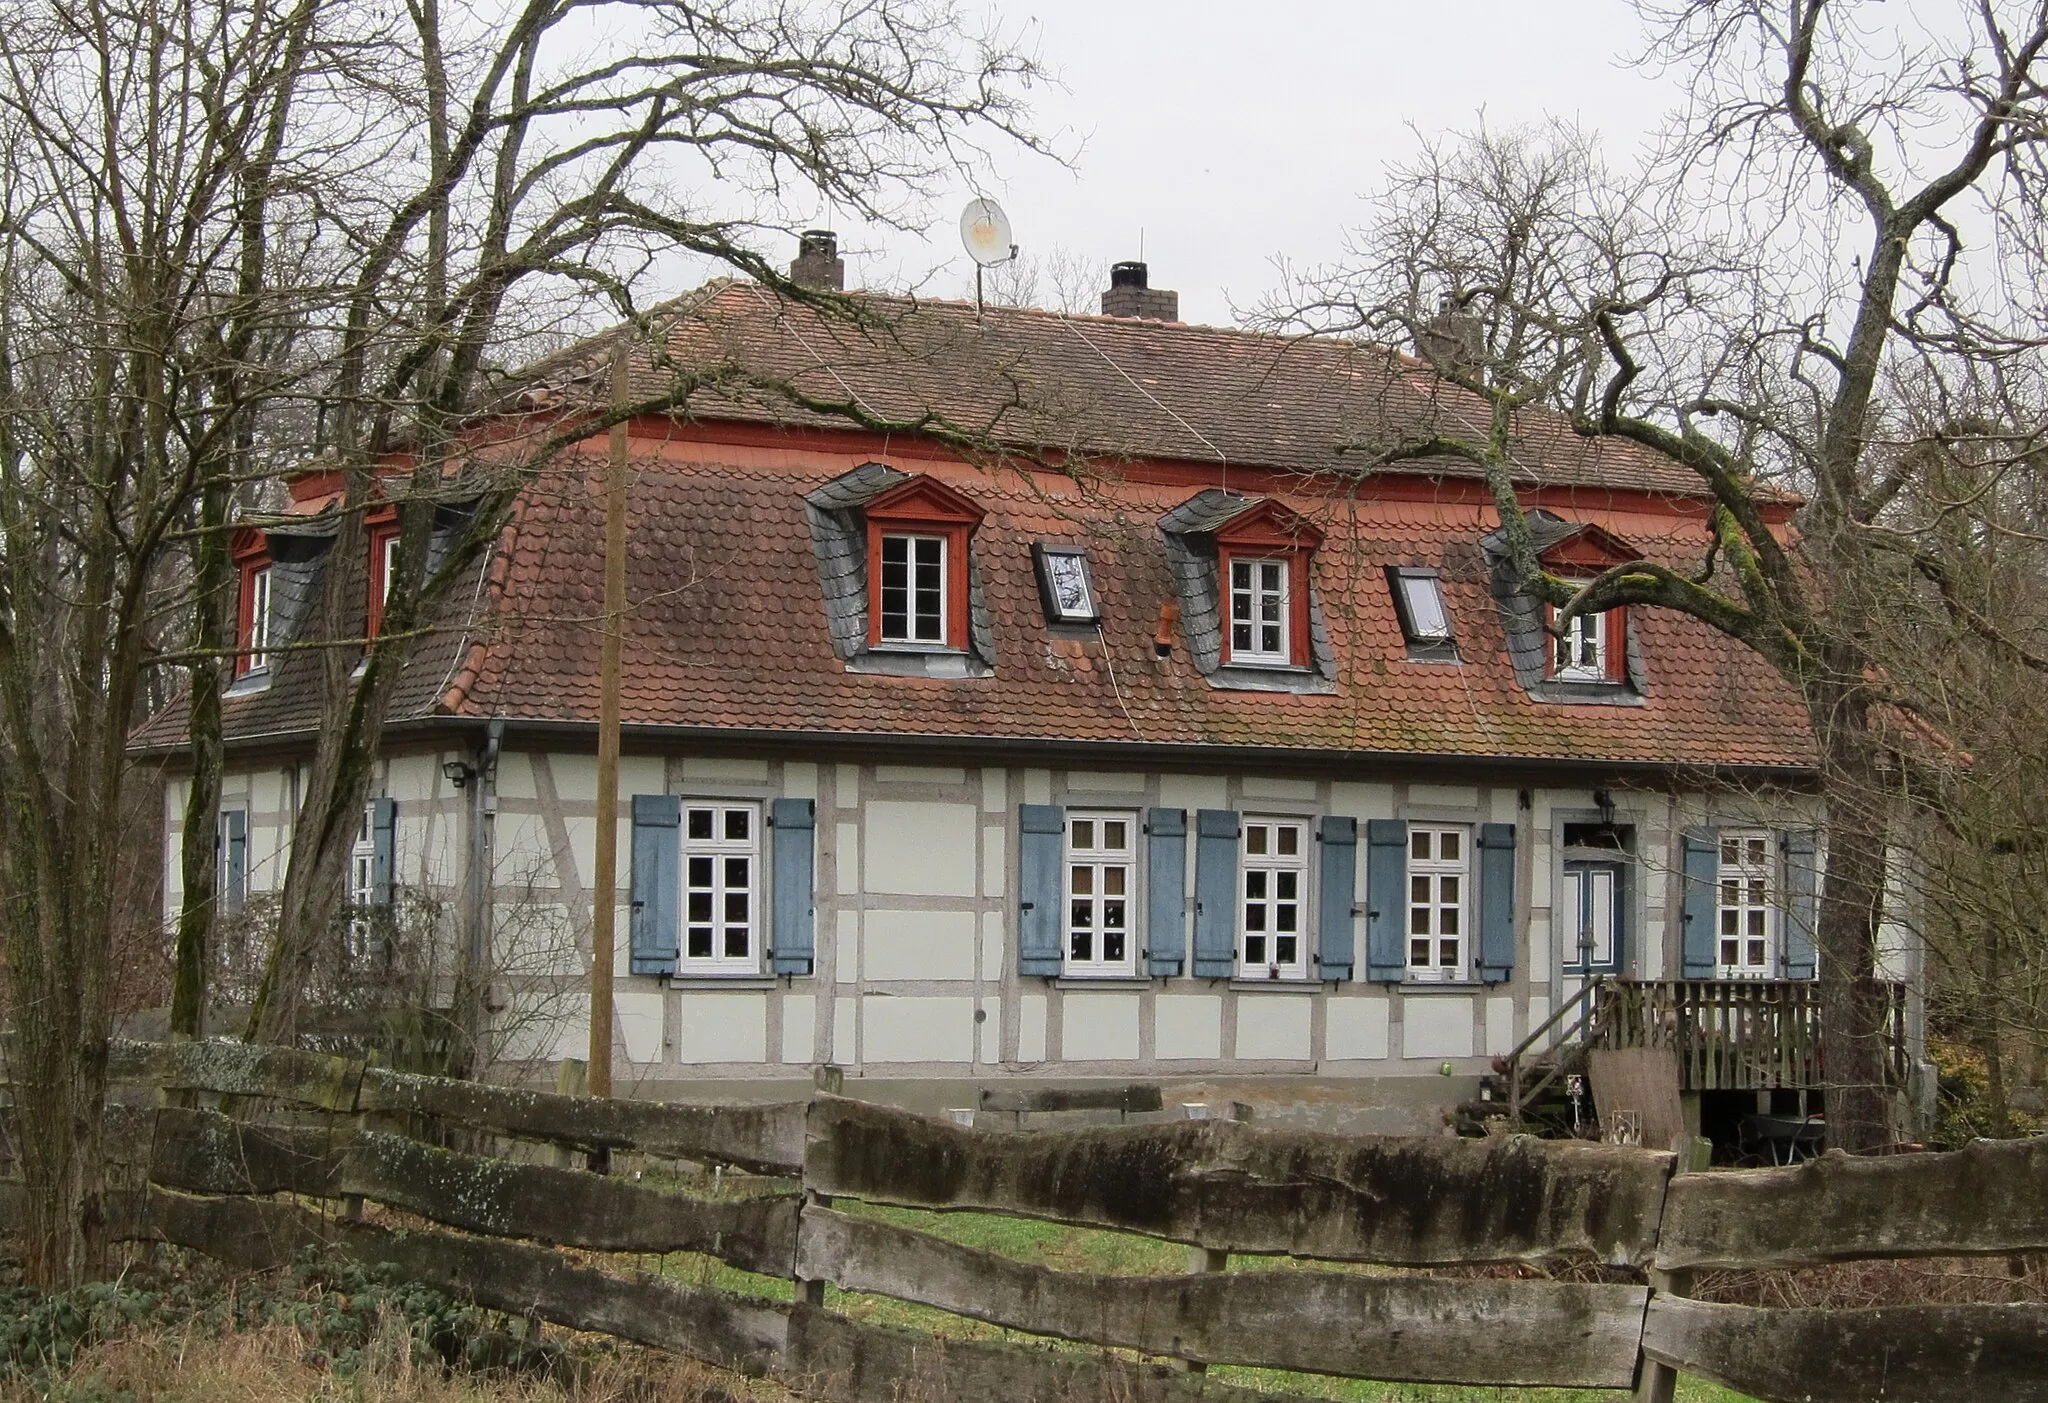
(1634, 1267, 1693, 1403)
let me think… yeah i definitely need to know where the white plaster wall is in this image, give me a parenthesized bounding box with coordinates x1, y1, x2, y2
(1326, 997, 1390, 1060)
(783, 994, 816, 1064)
(1155, 995, 1222, 1059)
(864, 995, 975, 1063)
(1062, 992, 1139, 1061)
(864, 909, 976, 982)
(616, 989, 665, 1063)
(1236, 995, 1312, 1060)
(675, 991, 767, 1063)
(1404, 996, 1476, 1060)
(1016, 993, 1048, 1062)
(863, 800, 977, 896)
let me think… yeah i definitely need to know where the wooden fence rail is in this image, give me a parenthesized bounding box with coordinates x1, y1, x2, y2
(4, 1039, 2046, 1403)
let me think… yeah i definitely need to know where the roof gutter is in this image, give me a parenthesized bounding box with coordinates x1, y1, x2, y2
(137, 713, 1820, 790)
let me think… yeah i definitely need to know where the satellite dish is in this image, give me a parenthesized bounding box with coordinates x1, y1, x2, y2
(959, 197, 1015, 267)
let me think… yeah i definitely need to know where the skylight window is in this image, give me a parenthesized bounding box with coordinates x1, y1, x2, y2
(1388, 568, 1454, 647)
(1033, 543, 1099, 625)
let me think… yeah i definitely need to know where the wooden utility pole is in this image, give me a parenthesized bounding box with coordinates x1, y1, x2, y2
(588, 348, 630, 1098)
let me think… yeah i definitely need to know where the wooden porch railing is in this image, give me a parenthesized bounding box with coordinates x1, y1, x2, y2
(1591, 979, 1909, 1093)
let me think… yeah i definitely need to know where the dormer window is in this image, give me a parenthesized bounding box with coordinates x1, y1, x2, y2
(1549, 595, 1626, 684)
(804, 463, 996, 676)
(241, 563, 273, 674)
(368, 524, 399, 638)
(1157, 489, 1332, 689)
(1227, 557, 1291, 663)
(860, 474, 983, 654)
(879, 533, 946, 643)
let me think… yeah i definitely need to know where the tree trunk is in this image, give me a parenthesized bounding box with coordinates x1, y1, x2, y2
(170, 477, 232, 1037)
(1810, 671, 1899, 1152)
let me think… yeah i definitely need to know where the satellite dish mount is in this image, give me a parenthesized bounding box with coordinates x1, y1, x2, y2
(959, 196, 1017, 315)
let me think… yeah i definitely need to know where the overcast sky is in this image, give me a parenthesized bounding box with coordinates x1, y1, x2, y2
(813, 0, 1682, 326)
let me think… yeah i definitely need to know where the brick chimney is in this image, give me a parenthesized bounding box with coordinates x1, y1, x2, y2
(1100, 260, 1179, 321)
(790, 229, 844, 292)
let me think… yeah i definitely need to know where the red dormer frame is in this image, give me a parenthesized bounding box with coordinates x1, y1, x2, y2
(1214, 499, 1325, 669)
(863, 475, 987, 652)
(231, 527, 273, 677)
(1539, 523, 1640, 685)
(365, 503, 399, 640)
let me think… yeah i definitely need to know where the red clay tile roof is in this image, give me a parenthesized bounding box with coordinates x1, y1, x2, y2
(511, 282, 1748, 502)
(138, 284, 1817, 772)
(441, 446, 1813, 771)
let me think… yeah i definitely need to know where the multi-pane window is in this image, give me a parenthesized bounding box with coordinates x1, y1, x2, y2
(245, 565, 273, 671)
(1553, 609, 1607, 680)
(1240, 818, 1307, 978)
(879, 533, 946, 644)
(1066, 812, 1135, 976)
(1407, 825, 1468, 981)
(1229, 558, 1289, 663)
(682, 803, 759, 972)
(1717, 830, 1774, 977)
(1561, 861, 1620, 972)
(347, 801, 377, 961)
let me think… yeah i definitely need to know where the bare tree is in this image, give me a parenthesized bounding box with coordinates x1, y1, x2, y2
(0, 0, 1041, 1288)
(1266, 1, 2048, 1150)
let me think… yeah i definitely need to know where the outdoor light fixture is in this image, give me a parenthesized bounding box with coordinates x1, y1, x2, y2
(1593, 788, 1617, 826)
(442, 760, 475, 790)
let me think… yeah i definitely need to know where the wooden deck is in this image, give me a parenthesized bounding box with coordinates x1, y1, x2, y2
(1590, 978, 1909, 1093)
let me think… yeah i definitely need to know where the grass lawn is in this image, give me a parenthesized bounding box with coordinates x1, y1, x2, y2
(647, 1194, 1759, 1403)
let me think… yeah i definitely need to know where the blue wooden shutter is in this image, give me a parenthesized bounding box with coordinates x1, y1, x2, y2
(221, 809, 247, 914)
(1477, 822, 1516, 983)
(1017, 804, 1064, 977)
(1782, 829, 1818, 980)
(1364, 819, 1408, 982)
(1316, 816, 1357, 981)
(629, 794, 681, 975)
(1680, 827, 1719, 978)
(369, 797, 397, 907)
(770, 798, 816, 976)
(1144, 807, 1187, 977)
(1192, 809, 1240, 979)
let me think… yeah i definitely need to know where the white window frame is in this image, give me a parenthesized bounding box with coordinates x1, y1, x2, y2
(246, 565, 273, 671)
(1561, 860, 1622, 973)
(1552, 606, 1608, 681)
(878, 532, 947, 645)
(1239, 816, 1309, 980)
(1064, 810, 1137, 977)
(380, 532, 401, 605)
(1717, 829, 1776, 978)
(1227, 556, 1291, 665)
(679, 800, 762, 975)
(217, 806, 249, 908)
(347, 801, 377, 962)
(1407, 824, 1471, 982)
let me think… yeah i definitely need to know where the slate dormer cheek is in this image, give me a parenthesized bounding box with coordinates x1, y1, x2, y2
(803, 461, 995, 678)
(1158, 488, 1336, 694)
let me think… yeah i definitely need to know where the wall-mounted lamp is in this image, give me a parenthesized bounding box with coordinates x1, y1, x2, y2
(443, 760, 475, 790)
(1593, 788, 1617, 826)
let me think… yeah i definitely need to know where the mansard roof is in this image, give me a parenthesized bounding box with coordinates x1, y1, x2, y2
(132, 284, 1816, 775)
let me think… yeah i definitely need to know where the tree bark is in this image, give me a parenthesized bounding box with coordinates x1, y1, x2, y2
(170, 476, 232, 1038)
(1809, 665, 1899, 1152)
